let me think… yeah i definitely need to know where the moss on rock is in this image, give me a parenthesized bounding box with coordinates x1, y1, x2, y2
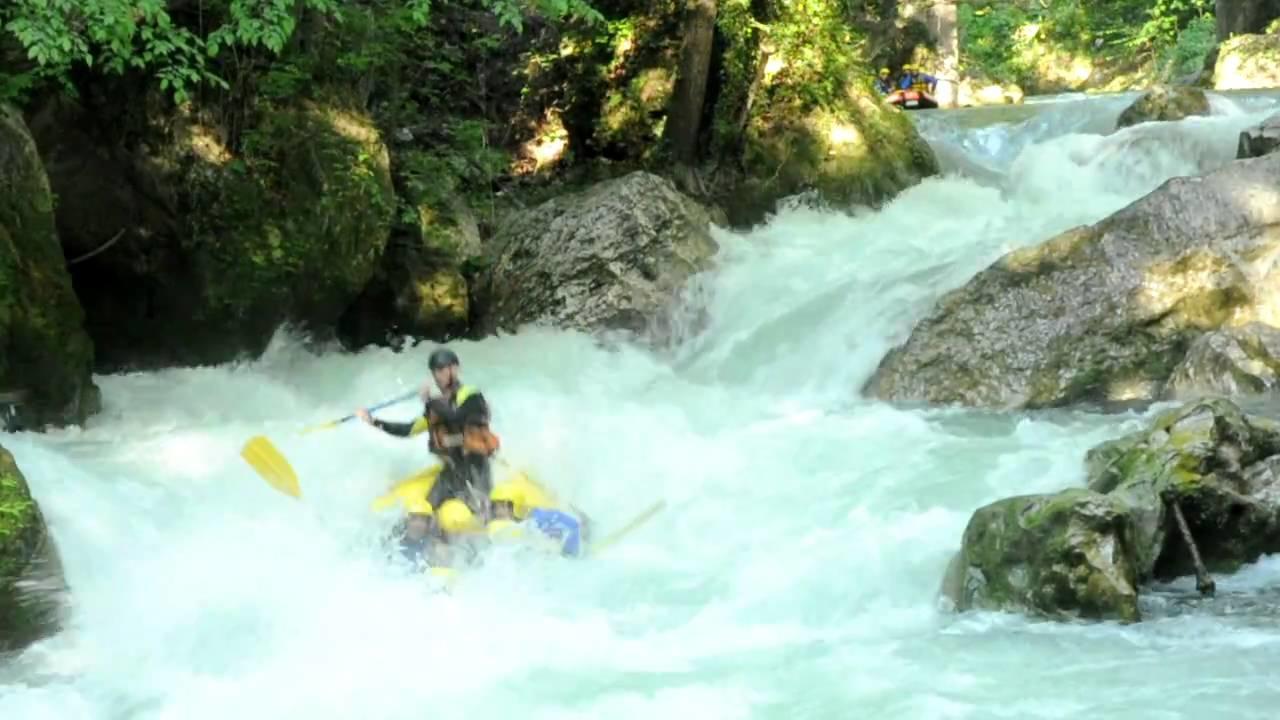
(0, 445, 63, 652)
(708, 0, 939, 226)
(184, 101, 395, 341)
(943, 488, 1141, 622)
(1115, 85, 1210, 128)
(58, 97, 397, 369)
(0, 103, 99, 427)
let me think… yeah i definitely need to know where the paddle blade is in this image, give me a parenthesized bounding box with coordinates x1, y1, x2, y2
(241, 436, 302, 499)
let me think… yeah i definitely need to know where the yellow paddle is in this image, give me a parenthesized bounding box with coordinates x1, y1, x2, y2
(241, 435, 303, 499)
(240, 390, 419, 498)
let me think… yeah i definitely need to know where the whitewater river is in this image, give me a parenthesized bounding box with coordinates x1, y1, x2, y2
(5, 90, 1280, 718)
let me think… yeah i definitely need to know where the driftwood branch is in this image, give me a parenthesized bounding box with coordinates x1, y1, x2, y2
(1166, 495, 1216, 598)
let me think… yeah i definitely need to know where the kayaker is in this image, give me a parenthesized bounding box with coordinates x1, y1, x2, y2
(874, 67, 894, 95)
(898, 63, 938, 94)
(357, 347, 501, 516)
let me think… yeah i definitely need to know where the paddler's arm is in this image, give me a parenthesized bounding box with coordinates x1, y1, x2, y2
(357, 407, 431, 437)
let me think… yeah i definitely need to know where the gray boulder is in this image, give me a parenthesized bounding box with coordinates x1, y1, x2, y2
(865, 151, 1280, 410)
(1237, 111, 1280, 159)
(473, 171, 718, 343)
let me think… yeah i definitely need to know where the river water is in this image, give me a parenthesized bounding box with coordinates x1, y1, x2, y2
(5, 91, 1280, 719)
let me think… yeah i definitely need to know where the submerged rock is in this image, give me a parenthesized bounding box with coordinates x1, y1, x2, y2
(865, 151, 1280, 410)
(1115, 85, 1210, 129)
(0, 446, 67, 652)
(472, 171, 717, 343)
(1237, 112, 1280, 159)
(1162, 323, 1280, 400)
(0, 103, 99, 427)
(943, 397, 1280, 623)
(941, 488, 1141, 622)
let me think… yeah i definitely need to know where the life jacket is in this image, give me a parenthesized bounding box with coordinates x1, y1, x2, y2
(428, 384, 501, 458)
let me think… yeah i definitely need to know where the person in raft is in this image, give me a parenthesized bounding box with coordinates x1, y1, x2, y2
(357, 347, 501, 522)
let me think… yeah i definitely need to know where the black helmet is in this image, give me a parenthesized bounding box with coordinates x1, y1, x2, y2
(428, 347, 460, 370)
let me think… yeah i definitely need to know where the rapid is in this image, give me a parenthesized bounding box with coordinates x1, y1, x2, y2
(6, 90, 1280, 719)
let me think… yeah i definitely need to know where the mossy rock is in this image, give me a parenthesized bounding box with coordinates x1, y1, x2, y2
(0, 445, 65, 652)
(184, 102, 395, 342)
(336, 193, 475, 349)
(1115, 85, 1211, 129)
(62, 98, 397, 368)
(0, 103, 100, 428)
(1084, 398, 1280, 581)
(726, 86, 939, 227)
(942, 488, 1141, 623)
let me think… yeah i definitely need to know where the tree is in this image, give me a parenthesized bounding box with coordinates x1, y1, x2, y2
(664, 0, 718, 165)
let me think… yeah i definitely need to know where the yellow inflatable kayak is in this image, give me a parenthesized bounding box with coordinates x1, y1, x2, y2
(370, 464, 561, 517)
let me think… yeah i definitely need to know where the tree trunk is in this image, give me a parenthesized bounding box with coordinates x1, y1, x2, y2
(1216, 0, 1280, 42)
(664, 0, 718, 166)
(931, 0, 958, 108)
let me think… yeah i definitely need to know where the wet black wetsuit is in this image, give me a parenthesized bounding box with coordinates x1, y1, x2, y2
(372, 384, 495, 513)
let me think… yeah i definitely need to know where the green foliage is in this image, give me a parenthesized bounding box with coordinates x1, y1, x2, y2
(764, 0, 865, 108)
(957, 4, 1030, 82)
(958, 0, 1216, 87)
(0, 0, 602, 105)
(1156, 14, 1217, 80)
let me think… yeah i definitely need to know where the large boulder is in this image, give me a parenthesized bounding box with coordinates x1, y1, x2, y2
(27, 93, 395, 370)
(0, 446, 67, 652)
(942, 397, 1280, 623)
(864, 151, 1280, 410)
(1115, 85, 1211, 129)
(1085, 398, 1280, 581)
(1213, 32, 1280, 90)
(1237, 111, 1280, 159)
(472, 171, 717, 342)
(940, 489, 1141, 622)
(1161, 323, 1280, 400)
(337, 193, 478, 348)
(0, 104, 99, 428)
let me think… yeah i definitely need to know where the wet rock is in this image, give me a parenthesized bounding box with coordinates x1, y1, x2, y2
(942, 397, 1280, 623)
(1237, 112, 1280, 159)
(1213, 32, 1280, 90)
(940, 488, 1141, 622)
(1085, 398, 1280, 582)
(0, 445, 67, 653)
(1162, 323, 1280, 400)
(472, 171, 717, 343)
(865, 150, 1280, 411)
(0, 103, 99, 428)
(1115, 85, 1210, 129)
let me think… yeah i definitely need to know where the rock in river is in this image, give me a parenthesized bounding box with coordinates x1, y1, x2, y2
(865, 151, 1280, 411)
(942, 398, 1280, 623)
(472, 171, 718, 344)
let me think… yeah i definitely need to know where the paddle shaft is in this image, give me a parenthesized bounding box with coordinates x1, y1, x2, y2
(357, 390, 420, 420)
